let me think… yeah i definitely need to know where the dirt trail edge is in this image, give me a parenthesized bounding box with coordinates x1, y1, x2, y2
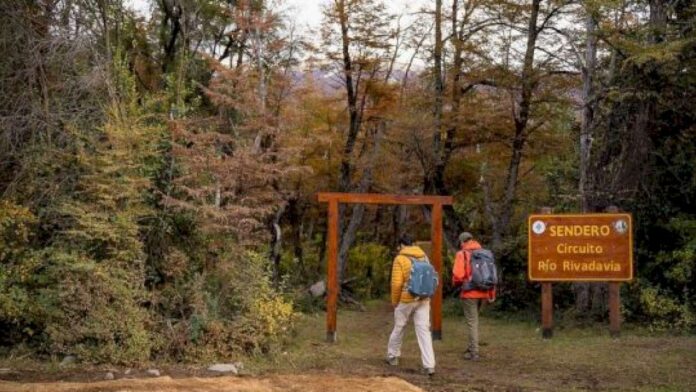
(0, 375, 423, 392)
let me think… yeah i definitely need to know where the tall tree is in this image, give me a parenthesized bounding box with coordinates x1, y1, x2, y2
(586, 0, 696, 324)
(575, 1, 600, 313)
(320, 0, 397, 284)
(427, 0, 504, 247)
(489, 0, 543, 253)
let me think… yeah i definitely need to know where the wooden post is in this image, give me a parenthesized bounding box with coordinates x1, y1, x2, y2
(326, 199, 339, 343)
(541, 283, 553, 338)
(609, 282, 620, 338)
(539, 206, 553, 339)
(605, 205, 621, 338)
(431, 203, 443, 340)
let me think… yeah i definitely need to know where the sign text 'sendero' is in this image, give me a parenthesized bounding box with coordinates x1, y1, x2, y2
(528, 214, 633, 281)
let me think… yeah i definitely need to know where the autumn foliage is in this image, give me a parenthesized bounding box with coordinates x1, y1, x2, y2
(0, 0, 694, 364)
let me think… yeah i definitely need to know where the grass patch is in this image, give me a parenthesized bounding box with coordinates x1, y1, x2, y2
(250, 300, 696, 392)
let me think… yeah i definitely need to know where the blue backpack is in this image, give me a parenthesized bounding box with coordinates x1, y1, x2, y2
(407, 257, 439, 298)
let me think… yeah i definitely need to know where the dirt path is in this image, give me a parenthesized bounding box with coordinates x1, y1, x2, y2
(0, 375, 422, 392)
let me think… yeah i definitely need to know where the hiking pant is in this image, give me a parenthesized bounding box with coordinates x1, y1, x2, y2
(463, 298, 482, 354)
(387, 300, 436, 369)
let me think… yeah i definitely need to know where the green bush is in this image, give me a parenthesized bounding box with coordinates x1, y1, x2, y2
(636, 284, 694, 332)
(346, 243, 392, 300)
(0, 201, 152, 363)
(621, 216, 696, 333)
(151, 250, 296, 361)
(38, 250, 153, 363)
(0, 201, 37, 343)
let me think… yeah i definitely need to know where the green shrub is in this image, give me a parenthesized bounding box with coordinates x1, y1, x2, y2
(151, 250, 296, 361)
(0, 201, 36, 261)
(0, 201, 37, 342)
(635, 283, 694, 332)
(346, 243, 392, 300)
(621, 216, 696, 333)
(34, 250, 152, 363)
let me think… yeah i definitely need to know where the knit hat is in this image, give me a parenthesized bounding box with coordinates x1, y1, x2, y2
(458, 232, 473, 244)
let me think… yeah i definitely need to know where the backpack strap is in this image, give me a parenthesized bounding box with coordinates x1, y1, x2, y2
(401, 256, 415, 293)
(461, 250, 476, 292)
(402, 256, 422, 290)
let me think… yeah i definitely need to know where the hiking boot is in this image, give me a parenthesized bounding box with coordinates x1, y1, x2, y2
(464, 351, 480, 361)
(385, 356, 399, 366)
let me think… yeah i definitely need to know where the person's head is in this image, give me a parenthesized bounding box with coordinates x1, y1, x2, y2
(458, 232, 474, 246)
(399, 233, 414, 248)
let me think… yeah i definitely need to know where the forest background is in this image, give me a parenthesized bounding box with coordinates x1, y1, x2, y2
(0, 0, 694, 364)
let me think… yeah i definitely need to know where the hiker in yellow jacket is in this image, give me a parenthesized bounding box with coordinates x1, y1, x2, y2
(386, 233, 436, 376)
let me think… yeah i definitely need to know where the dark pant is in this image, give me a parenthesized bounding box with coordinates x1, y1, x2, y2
(463, 298, 482, 354)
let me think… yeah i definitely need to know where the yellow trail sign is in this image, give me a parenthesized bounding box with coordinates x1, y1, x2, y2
(528, 213, 633, 282)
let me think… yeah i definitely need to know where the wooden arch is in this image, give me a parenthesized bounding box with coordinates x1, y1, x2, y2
(317, 192, 454, 342)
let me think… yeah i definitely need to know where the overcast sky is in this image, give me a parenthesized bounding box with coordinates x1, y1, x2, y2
(283, 0, 429, 32)
(124, 0, 430, 69)
(125, 0, 428, 38)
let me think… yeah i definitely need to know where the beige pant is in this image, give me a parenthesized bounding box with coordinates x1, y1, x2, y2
(387, 301, 436, 369)
(463, 298, 482, 354)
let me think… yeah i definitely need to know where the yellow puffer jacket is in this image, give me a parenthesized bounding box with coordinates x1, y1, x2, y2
(390, 245, 429, 305)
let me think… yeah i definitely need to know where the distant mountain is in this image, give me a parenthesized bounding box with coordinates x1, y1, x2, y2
(289, 68, 420, 94)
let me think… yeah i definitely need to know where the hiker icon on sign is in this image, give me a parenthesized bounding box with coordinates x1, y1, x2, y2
(532, 220, 546, 235)
(614, 219, 628, 234)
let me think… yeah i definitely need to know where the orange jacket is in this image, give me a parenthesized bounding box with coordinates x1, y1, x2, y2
(452, 240, 496, 300)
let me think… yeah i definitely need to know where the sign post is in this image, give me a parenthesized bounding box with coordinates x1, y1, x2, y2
(538, 207, 554, 338)
(609, 282, 621, 337)
(528, 212, 633, 338)
(541, 282, 553, 338)
(605, 206, 621, 338)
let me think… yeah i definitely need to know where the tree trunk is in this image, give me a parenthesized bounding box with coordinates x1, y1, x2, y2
(337, 0, 360, 194)
(161, 0, 181, 73)
(392, 205, 407, 249)
(338, 204, 366, 282)
(575, 6, 598, 313)
(338, 125, 386, 282)
(579, 10, 596, 214)
(432, 0, 444, 180)
(423, 0, 465, 247)
(492, 0, 540, 254)
(287, 198, 305, 276)
(372, 205, 382, 242)
(443, 0, 468, 174)
(318, 223, 327, 274)
(429, 0, 445, 192)
(649, 0, 667, 43)
(333, 0, 366, 289)
(269, 205, 285, 287)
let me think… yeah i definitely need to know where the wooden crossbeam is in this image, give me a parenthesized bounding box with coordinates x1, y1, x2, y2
(317, 192, 453, 206)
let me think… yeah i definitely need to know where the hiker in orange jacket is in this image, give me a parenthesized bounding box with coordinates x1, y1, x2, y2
(452, 232, 496, 361)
